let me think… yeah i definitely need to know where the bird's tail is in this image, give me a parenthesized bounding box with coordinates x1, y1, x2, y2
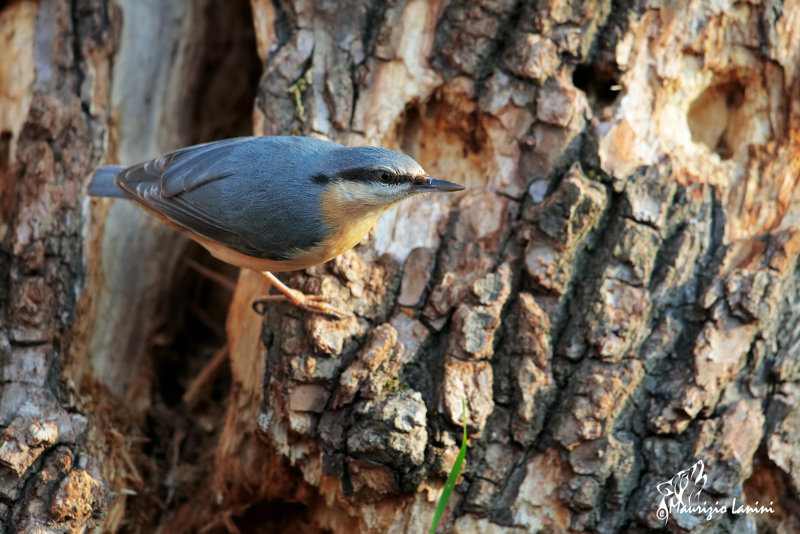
(88, 165, 127, 198)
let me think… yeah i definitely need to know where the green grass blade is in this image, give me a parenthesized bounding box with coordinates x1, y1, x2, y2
(430, 398, 468, 534)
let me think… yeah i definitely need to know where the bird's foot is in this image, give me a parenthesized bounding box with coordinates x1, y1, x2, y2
(252, 291, 353, 319)
(255, 270, 353, 319)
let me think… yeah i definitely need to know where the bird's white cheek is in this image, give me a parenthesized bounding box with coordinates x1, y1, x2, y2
(336, 181, 362, 202)
(339, 182, 384, 205)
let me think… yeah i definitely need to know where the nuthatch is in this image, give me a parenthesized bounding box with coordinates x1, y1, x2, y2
(88, 136, 464, 317)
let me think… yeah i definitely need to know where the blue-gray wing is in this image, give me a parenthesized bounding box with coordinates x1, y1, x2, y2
(118, 137, 245, 197)
(114, 136, 331, 260)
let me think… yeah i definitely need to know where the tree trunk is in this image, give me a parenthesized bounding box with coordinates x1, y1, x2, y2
(2, 0, 800, 533)
(1, 1, 116, 531)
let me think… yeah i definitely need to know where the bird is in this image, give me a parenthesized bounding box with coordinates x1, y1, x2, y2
(87, 136, 465, 318)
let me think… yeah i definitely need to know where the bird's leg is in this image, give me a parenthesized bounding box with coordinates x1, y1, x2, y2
(252, 271, 353, 319)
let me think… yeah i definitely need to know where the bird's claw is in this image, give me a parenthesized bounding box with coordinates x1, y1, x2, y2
(251, 292, 352, 319)
(298, 300, 354, 319)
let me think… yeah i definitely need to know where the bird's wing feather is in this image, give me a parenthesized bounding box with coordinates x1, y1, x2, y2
(124, 179, 262, 255)
(113, 137, 330, 261)
(114, 138, 266, 255)
(117, 137, 248, 197)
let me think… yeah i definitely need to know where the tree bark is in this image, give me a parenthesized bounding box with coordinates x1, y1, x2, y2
(2, 0, 800, 533)
(1, 1, 117, 531)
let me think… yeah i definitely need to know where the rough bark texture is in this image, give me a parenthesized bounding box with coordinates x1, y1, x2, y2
(2, 0, 800, 533)
(1, 1, 117, 531)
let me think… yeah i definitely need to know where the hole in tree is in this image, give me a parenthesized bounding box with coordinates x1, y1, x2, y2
(572, 63, 621, 112)
(392, 95, 487, 192)
(687, 80, 746, 160)
(398, 104, 422, 158)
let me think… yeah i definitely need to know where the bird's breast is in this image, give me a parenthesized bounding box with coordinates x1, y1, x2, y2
(164, 181, 387, 273)
(300, 183, 388, 263)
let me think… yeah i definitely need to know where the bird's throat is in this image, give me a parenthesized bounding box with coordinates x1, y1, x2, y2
(315, 185, 388, 261)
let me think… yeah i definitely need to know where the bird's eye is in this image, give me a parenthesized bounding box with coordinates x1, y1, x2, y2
(379, 171, 392, 183)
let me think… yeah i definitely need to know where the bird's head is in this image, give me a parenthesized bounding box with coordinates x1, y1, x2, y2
(315, 146, 464, 212)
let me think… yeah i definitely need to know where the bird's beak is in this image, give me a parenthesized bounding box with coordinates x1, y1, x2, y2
(414, 177, 465, 193)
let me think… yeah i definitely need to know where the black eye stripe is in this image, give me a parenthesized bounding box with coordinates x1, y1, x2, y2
(338, 169, 409, 185)
(337, 169, 371, 182)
